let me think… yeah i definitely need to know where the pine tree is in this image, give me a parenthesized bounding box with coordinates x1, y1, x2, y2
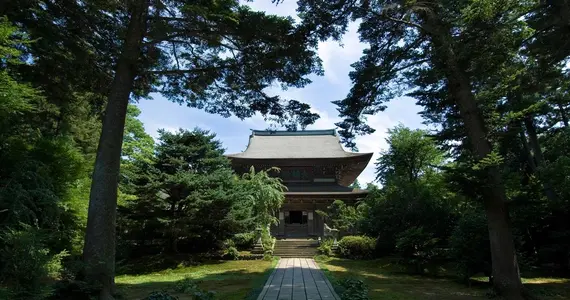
(297, 0, 535, 297)
(55, 1, 324, 295)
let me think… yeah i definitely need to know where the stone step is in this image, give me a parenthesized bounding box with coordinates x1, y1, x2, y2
(275, 245, 318, 247)
(273, 250, 318, 253)
(275, 242, 319, 247)
(274, 254, 317, 257)
(274, 250, 318, 255)
(273, 239, 318, 258)
(275, 242, 318, 245)
(274, 250, 318, 253)
(274, 252, 316, 254)
(275, 255, 315, 258)
(275, 240, 318, 242)
(274, 245, 318, 247)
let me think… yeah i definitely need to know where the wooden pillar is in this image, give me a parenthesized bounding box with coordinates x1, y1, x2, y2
(308, 211, 314, 236)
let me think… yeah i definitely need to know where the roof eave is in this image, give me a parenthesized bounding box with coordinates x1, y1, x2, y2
(284, 191, 369, 195)
(224, 152, 374, 160)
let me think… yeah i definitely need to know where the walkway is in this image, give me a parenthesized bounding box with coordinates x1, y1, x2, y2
(257, 258, 340, 300)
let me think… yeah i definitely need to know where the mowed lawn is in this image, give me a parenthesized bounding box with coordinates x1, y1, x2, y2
(116, 259, 276, 300)
(317, 257, 570, 300)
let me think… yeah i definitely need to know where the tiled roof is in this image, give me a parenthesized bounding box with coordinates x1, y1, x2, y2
(226, 129, 372, 159)
(284, 183, 368, 194)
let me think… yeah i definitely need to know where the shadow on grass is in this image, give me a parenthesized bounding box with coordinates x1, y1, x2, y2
(318, 257, 570, 300)
(116, 258, 278, 300)
(116, 254, 226, 276)
(523, 281, 570, 299)
(245, 258, 279, 300)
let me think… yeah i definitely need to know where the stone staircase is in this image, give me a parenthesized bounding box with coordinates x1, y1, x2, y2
(273, 239, 319, 258)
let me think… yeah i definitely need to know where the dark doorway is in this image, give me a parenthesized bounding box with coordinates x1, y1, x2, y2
(289, 211, 302, 224)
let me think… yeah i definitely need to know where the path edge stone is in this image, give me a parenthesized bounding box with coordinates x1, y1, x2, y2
(256, 259, 280, 300)
(311, 259, 341, 300)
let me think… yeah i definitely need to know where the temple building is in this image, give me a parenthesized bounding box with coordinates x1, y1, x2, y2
(227, 129, 373, 238)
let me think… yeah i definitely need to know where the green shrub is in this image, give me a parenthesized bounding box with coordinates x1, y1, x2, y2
(261, 228, 275, 251)
(0, 227, 67, 299)
(232, 232, 256, 250)
(337, 277, 369, 300)
(449, 211, 492, 282)
(395, 226, 439, 274)
(318, 238, 335, 256)
(223, 246, 239, 260)
(173, 277, 200, 293)
(172, 278, 216, 299)
(144, 291, 179, 300)
(338, 236, 376, 259)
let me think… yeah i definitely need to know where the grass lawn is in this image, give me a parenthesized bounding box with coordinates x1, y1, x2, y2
(116, 259, 277, 300)
(316, 257, 570, 300)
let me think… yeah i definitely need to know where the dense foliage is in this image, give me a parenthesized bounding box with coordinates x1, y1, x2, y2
(320, 124, 570, 291)
(0, 7, 288, 293)
(118, 128, 285, 257)
(2, 0, 570, 299)
(298, 0, 570, 297)
(337, 278, 369, 300)
(2, 0, 324, 295)
(337, 236, 376, 259)
(0, 18, 92, 299)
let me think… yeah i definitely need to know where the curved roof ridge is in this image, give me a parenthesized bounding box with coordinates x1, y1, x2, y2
(226, 129, 372, 159)
(251, 129, 336, 136)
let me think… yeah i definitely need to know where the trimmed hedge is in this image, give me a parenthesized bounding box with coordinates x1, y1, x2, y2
(338, 236, 376, 259)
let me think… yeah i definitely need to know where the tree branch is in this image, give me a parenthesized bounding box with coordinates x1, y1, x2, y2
(369, 9, 431, 33)
(148, 66, 228, 75)
(145, 30, 226, 45)
(390, 58, 430, 74)
(384, 15, 430, 32)
(171, 42, 181, 70)
(154, 0, 178, 18)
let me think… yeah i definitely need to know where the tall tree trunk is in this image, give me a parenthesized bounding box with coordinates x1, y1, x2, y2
(524, 116, 545, 166)
(427, 23, 524, 299)
(519, 128, 537, 173)
(83, 1, 148, 299)
(523, 115, 557, 202)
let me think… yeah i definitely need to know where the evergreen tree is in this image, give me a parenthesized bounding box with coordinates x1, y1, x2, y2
(375, 126, 443, 185)
(118, 129, 285, 256)
(297, 0, 536, 297)
(0, 18, 85, 299)
(67, 2, 324, 294)
(361, 125, 454, 256)
(121, 128, 242, 253)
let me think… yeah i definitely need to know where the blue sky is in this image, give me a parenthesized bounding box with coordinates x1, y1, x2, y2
(136, 0, 425, 185)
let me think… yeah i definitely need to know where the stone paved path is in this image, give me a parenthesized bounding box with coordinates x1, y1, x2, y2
(257, 258, 340, 300)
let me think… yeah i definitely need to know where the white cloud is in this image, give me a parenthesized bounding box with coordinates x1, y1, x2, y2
(146, 124, 178, 139)
(138, 1, 425, 189)
(228, 112, 266, 127)
(317, 22, 365, 84)
(246, 1, 365, 85)
(353, 115, 397, 185)
(307, 106, 340, 130)
(246, 0, 300, 19)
